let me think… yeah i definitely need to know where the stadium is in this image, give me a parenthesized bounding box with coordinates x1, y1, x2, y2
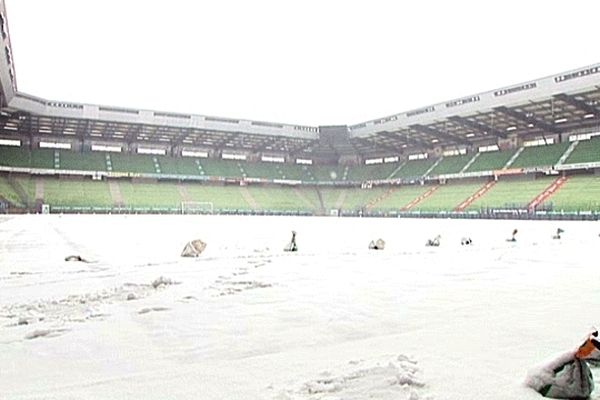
(0, 4, 599, 218)
(2, 2, 600, 400)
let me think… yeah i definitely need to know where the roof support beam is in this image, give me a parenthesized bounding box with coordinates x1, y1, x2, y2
(379, 130, 433, 150)
(125, 124, 142, 144)
(172, 128, 191, 146)
(495, 106, 559, 134)
(379, 131, 426, 149)
(448, 115, 507, 139)
(256, 138, 281, 152)
(409, 124, 471, 146)
(354, 136, 402, 154)
(390, 130, 432, 149)
(554, 93, 599, 117)
(75, 119, 88, 139)
(290, 139, 319, 155)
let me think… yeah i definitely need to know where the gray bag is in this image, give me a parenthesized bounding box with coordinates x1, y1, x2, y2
(527, 352, 594, 399)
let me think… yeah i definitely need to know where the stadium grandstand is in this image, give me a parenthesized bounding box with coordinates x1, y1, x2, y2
(0, 1, 599, 219)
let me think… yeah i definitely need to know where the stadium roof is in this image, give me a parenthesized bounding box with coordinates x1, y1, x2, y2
(350, 66, 600, 156)
(0, 0, 599, 160)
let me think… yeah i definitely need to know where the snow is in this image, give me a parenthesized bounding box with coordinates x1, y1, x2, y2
(1, 214, 599, 399)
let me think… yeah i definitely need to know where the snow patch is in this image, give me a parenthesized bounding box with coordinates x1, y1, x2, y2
(138, 306, 170, 315)
(214, 280, 273, 296)
(151, 276, 177, 289)
(25, 328, 69, 340)
(207, 260, 273, 296)
(1, 276, 179, 334)
(273, 355, 431, 400)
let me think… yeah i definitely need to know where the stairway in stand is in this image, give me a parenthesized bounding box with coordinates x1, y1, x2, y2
(239, 186, 258, 210)
(177, 184, 191, 202)
(34, 177, 44, 203)
(108, 180, 124, 208)
(366, 187, 396, 210)
(527, 176, 569, 213)
(454, 180, 497, 212)
(401, 186, 438, 211)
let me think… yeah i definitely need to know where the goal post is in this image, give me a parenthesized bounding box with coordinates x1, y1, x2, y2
(181, 201, 214, 215)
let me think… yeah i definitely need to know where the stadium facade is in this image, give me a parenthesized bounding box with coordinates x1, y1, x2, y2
(0, 0, 599, 218)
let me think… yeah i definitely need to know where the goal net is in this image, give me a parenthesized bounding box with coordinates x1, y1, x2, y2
(181, 201, 214, 215)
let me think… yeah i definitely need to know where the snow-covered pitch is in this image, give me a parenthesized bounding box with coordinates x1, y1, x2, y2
(1, 215, 599, 400)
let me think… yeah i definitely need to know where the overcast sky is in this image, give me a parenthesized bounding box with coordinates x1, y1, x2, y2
(4, 0, 600, 127)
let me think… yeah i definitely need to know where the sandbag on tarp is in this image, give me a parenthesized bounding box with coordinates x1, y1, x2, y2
(461, 237, 473, 245)
(283, 243, 297, 252)
(526, 352, 593, 399)
(64, 255, 89, 262)
(526, 331, 600, 399)
(369, 239, 385, 250)
(425, 235, 440, 247)
(181, 239, 207, 257)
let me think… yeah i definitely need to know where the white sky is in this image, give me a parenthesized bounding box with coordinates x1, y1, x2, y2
(4, 0, 600, 127)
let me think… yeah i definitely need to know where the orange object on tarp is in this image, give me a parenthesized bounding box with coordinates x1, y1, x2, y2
(575, 331, 600, 360)
(526, 331, 598, 399)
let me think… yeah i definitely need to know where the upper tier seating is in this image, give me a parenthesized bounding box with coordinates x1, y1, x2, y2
(277, 163, 313, 181)
(309, 165, 347, 181)
(198, 159, 244, 178)
(564, 136, 600, 164)
(158, 156, 204, 176)
(110, 153, 157, 174)
(240, 161, 282, 180)
(510, 142, 569, 168)
(464, 149, 516, 173)
(346, 162, 398, 181)
(392, 159, 436, 179)
(31, 149, 55, 169)
(1, 143, 600, 188)
(428, 154, 473, 176)
(0, 146, 31, 168)
(59, 150, 107, 171)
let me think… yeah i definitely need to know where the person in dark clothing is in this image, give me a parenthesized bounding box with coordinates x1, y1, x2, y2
(552, 228, 564, 240)
(285, 230, 298, 252)
(507, 229, 518, 242)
